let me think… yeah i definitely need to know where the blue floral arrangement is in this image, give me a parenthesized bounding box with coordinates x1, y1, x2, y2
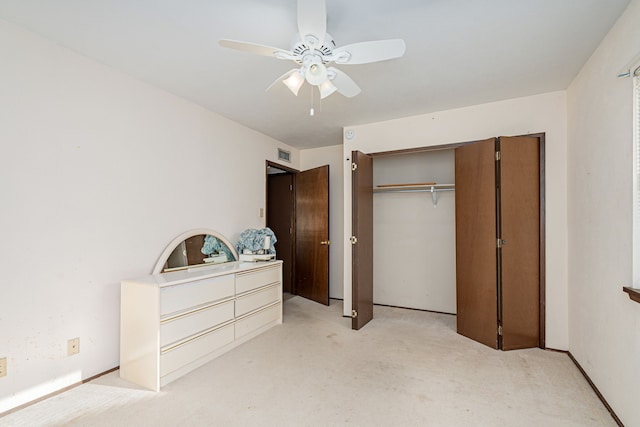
(201, 235, 235, 261)
(236, 228, 277, 255)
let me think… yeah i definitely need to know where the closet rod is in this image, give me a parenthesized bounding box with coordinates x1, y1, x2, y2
(373, 184, 455, 193)
(373, 184, 455, 208)
(372, 188, 455, 194)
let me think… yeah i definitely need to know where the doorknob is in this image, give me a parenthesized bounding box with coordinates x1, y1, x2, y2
(320, 240, 331, 245)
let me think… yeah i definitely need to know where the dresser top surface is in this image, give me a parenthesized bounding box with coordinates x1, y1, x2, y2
(123, 260, 282, 288)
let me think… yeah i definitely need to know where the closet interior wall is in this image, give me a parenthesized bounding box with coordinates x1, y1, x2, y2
(372, 149, 456, 314)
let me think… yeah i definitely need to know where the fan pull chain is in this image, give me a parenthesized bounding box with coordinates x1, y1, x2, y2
(310, 85, 315, 116)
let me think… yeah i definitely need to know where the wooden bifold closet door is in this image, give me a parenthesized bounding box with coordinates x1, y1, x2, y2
(455, 138, 499, 348)
(351, 151, 374, 330)
(499, 136, 540, 350)
(455, 136, 540, 350)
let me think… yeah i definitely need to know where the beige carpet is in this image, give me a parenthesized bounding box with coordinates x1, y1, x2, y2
(1, 297, 615, 426)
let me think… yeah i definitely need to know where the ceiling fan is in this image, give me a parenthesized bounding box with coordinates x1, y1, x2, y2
(219, 0, 406, 99)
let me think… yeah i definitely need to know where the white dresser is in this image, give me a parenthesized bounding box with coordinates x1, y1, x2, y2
(120, 260, 282, 391)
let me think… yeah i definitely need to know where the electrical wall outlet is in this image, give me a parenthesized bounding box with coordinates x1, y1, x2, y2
(68, 338, 80, 356)
(0, 357, 6, 377)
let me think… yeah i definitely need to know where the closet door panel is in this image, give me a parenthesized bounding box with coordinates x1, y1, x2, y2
(499, 136, 540, 350)
(352, 150, 374, 330)
(455, 138, 498, 349)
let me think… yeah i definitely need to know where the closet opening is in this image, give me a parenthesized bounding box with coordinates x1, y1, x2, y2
(351, 134, 545, 350)
(371, 148, 457, 314)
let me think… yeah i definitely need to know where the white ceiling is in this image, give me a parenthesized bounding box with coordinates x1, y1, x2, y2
(0, 0, 631, 149)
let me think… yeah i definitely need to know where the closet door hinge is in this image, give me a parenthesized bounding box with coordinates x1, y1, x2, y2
(497, 238, 502, 249)
(498, 325, 503, 336)
(350, 236, 358, 245)
(351, 162, 358, 171)
(495, 151, 501, 161)
(352, 310, 358, 318)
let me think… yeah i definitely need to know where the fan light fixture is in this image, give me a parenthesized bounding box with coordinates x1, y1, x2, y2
(305, 61, 327, 86)
(319, 79, 337, 99)
(283, 58, 334, 98)
(283, 70, 305, 96)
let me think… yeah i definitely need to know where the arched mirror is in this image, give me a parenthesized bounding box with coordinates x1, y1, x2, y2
(153, 228, 238, 274)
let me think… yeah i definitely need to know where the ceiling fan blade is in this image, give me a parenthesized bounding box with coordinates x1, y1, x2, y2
(333, 39, 406, 65)
(328, 67, 361, 98)
(297, 0, 326, 46)
(219, 39, 289, 58)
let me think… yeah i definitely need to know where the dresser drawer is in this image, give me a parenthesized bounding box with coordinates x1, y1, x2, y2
(235, 284, 280, 317)
(235, 265, 280, 294)
(160, 275, 234, 316)
(160, 323, 234, 377)
(160, 300, 234, 348)
(235, 302, 281, 339)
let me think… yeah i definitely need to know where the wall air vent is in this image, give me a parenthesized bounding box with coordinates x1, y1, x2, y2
(278, 148, 291, 163)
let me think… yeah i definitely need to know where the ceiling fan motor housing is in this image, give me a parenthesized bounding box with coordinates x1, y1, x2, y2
(291, 33, 335, 64)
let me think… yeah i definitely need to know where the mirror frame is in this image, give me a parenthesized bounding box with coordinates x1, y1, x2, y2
(153, 228, 239, 274)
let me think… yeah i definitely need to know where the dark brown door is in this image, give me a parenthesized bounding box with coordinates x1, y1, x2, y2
(499, 136, 540, 350)
(267, 173, 294, 293)
(455, 138, 499, 349)
(351, 151, 374, 330)
(295, 165, 330, 305)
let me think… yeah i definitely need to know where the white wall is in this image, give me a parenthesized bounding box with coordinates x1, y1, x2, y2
(343, 91, 569, 350)
(566, 0, 640, 425)
(373, 151, 456, 313)
(0, 19, 299, 413)
(300, 145, 344, 300)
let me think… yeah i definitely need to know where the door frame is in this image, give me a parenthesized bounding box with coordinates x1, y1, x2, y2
(362, 133, 546, 348)
(535, 133, 546, 349)
(266, 161, 299, 294)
